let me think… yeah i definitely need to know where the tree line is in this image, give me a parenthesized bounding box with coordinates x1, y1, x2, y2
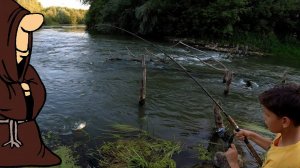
(82, 0, 300, 41)
(17, 0, 87, 25)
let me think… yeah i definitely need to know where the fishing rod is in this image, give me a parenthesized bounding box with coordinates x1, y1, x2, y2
(97, 24, 263, 166)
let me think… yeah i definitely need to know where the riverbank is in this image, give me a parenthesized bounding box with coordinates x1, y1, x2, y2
(87, 26, 300, 62)
(168, 37, 266, 57)
(43, 24, 86, 29)
(167, 34, 300, 59)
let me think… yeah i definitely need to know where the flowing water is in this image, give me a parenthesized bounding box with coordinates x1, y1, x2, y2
(32, 26, 300, 168)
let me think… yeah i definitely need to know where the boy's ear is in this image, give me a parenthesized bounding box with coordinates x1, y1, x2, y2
(282, 117, 291, 128)
(20, 13, 44, 32)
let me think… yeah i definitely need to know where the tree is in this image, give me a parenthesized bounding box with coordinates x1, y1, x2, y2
(82, 0, 300, 40)
(16, 0, 87, 25)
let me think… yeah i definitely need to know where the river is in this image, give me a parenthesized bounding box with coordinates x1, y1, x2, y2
(32, 26, 300, 168)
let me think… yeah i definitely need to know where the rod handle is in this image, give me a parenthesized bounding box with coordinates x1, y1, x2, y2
(235, 128, 263, 166)
(227, 115, 263, 165)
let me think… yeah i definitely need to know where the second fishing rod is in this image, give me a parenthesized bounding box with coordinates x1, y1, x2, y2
(99, 24, 263, 166)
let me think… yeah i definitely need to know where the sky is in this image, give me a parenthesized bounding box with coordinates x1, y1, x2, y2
(38, 0, 90, 9)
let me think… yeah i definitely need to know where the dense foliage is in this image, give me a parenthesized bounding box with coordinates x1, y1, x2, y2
(43, 7, 86, 25)
(17, 0, 87, 25)
(83, 0, 300, 40)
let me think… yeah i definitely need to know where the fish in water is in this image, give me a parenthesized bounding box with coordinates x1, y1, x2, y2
(73, 121, 87, 131)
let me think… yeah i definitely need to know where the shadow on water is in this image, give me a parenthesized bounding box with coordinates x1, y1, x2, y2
(33, 27, 300, 167)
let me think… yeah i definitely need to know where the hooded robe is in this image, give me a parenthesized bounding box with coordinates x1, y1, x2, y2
(0, 0, 61, 166)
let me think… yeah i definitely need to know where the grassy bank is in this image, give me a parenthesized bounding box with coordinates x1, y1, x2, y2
(229, 33, 300, 59)
(171, 33, 300, 67)
(40, 125, 182, 168)
(99, 135, 181, 168)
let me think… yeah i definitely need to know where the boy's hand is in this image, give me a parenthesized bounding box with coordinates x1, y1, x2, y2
(225, 144, 240, 168)
(21, 83, 30, 96)
(235, 129, 254, 141)
(236, 129, 272, 150)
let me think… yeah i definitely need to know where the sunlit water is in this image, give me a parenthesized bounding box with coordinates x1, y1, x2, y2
(31, 27, 300, 167)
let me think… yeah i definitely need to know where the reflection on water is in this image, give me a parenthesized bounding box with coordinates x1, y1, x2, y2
(31, 27, 300, 167)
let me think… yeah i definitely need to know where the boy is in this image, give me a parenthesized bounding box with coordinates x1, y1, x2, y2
(225, 83, 300, 168)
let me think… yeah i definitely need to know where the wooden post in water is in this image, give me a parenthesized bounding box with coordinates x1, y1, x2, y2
(281, 71, 288, 84)
(139, 55, 147, 105)
(211, 101, 244, 168)
(223, 70, 233, 96)
(213, 101, 224, 129)
(210, 101, 230, 168)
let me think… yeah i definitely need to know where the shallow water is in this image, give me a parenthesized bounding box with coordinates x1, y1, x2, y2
(31, 27, 300, 167)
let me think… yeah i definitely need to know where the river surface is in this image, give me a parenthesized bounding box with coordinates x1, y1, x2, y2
(31, 26, 300, 168)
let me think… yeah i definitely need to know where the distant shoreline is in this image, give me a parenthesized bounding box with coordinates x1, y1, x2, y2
(43, 25, 86, 29)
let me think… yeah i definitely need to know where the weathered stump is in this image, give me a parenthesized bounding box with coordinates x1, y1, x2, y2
(139, 55, 147, 105)
(223, 70, 233, 95)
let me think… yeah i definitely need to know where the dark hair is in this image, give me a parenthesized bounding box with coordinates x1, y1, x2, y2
(259, 83, 300, 126)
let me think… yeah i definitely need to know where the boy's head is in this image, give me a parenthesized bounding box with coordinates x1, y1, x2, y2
(259, 83, 300, 127)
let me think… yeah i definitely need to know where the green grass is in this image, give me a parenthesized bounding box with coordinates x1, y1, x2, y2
(98, 135, 181, 168)
(40, 131, 82, 168)
(53, 146, 80, 168)
(197, 144, 213, 161)
(230, 33, 300, 59)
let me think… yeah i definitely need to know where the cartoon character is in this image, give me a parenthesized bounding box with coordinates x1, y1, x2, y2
(0, 0, 61, 166)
